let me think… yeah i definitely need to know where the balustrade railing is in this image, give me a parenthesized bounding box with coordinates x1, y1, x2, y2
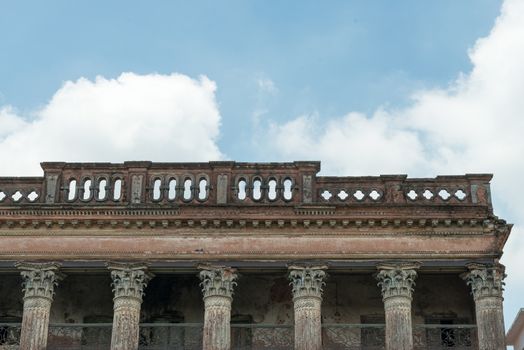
(0, 161, 493, 209)
(413, 324, 477, 350)
(0, 323, 478, 350)
(231, 324, 293, 350)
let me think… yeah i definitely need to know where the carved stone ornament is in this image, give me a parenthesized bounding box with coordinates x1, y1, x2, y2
(376, 262, 420, 300)
(198, 265, 238, 299)
(462, 263, 505, 300)
(107, 262, 153, 301)
(288, 265, 328, 299)
(15, 262, 64, 301)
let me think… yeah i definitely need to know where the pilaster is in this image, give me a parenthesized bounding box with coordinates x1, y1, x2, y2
(16, 262, 64, 350)
(288, 265, 327, 350)
(108, 262, 153, 350)
(462, 263, 506, 350)
(376, 262, 420, 350)
(199, 265, 238, 350)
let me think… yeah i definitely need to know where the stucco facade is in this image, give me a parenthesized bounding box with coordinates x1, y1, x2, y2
(0, 161, 512, 350)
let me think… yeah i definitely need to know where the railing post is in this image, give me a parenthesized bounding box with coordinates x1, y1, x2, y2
(462, 263, 506, 350)
(288, 265, 327, 350)
(124, 161, 152, 204)
(376, 262, 420, 350)
(209, 161, 234, 205)
(41, 162, 65, 204)
(199, 265, 238, 350)
(381, 175, 408, 204)
(108, 262, 153, 350)
(15, 262, 64, 350)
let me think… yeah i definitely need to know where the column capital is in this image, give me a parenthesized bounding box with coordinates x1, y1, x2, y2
(198, 265, 238, 299)
(462, 263, 505, 300)
(107, 262, 153, 302)
(15, 261, 65, 301)
(376, 262, 420, 300)
(288, 265, 328, 300)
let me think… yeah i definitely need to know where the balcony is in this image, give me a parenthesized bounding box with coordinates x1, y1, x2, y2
(0, 323, 477, 350)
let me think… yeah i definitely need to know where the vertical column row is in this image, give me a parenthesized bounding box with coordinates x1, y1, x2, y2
(12, 261, 507, 350)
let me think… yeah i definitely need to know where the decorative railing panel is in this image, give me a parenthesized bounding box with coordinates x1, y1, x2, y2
(138, 324, 202, 350)
(0, 323, 20, 350)
(413, 325, 477, 350)
(47, 324, 112, 350)
(231, 324, 293, 350)
(322, 324, 385, 350)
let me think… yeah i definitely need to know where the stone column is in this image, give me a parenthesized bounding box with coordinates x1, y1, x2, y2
(288, 265, 327, 350)
(15, 262, 64, 350)
(376, 262, 420, 350)
(462, 263, 506, 350)
(198, 265, 238, 350)
(108, 262, 153, 350)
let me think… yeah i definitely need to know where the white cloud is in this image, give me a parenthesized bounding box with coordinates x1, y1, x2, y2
(256, 77, 278, 94)
(265, 0, 524, 325)
(0, 107, 28, 140)
(269, 111, 427, 175)
(0, 72, 224, 176)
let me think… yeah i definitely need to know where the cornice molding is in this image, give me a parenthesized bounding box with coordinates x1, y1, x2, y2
(0, 217, 498, 231)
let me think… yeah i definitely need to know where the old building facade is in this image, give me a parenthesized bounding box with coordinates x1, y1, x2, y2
(0, 161, 512, 350)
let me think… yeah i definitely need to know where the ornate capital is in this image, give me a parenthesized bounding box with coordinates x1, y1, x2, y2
(15, 262, 65, 301)
(376, 262, 420, 300)
(462, 263, 505, 300)
(288, 265, 327, 300)
(198, 265, 238, 299)
(107, 262, 153, 301)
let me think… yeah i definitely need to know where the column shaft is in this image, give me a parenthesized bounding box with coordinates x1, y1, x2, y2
(199, 265, 237, 350)
(288, 265, 327, 350)
(20, 297, 52, 350)
(16, 262, 64, 350)
(293, 296, 322, 350)
(110, 298, 142, 350)
(376, 262, 419, 350)
(383, 296, 413, 350)
(475, 297, 505, 349)
(203, 295, 232, 350)
(108, 262, 153, 350)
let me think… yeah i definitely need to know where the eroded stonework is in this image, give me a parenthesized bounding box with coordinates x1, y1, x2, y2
(376, 262, 420, 300)
(199, 265, 238, 300)
(288, 265, 327, 300)
(463, 263, 505, 300)
(108, 262, 154, 302)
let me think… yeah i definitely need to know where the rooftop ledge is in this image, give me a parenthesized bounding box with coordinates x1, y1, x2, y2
(0, 161, 493, 209)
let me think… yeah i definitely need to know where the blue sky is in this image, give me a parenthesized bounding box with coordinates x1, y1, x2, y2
(0, 1, 501, 159)
(3, 0, 524, 334)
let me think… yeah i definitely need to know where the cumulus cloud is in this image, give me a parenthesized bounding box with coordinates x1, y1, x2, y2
(269, 111, 427, 175)
(0, 72, 223, 176)
(266, 0, 524, 324)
